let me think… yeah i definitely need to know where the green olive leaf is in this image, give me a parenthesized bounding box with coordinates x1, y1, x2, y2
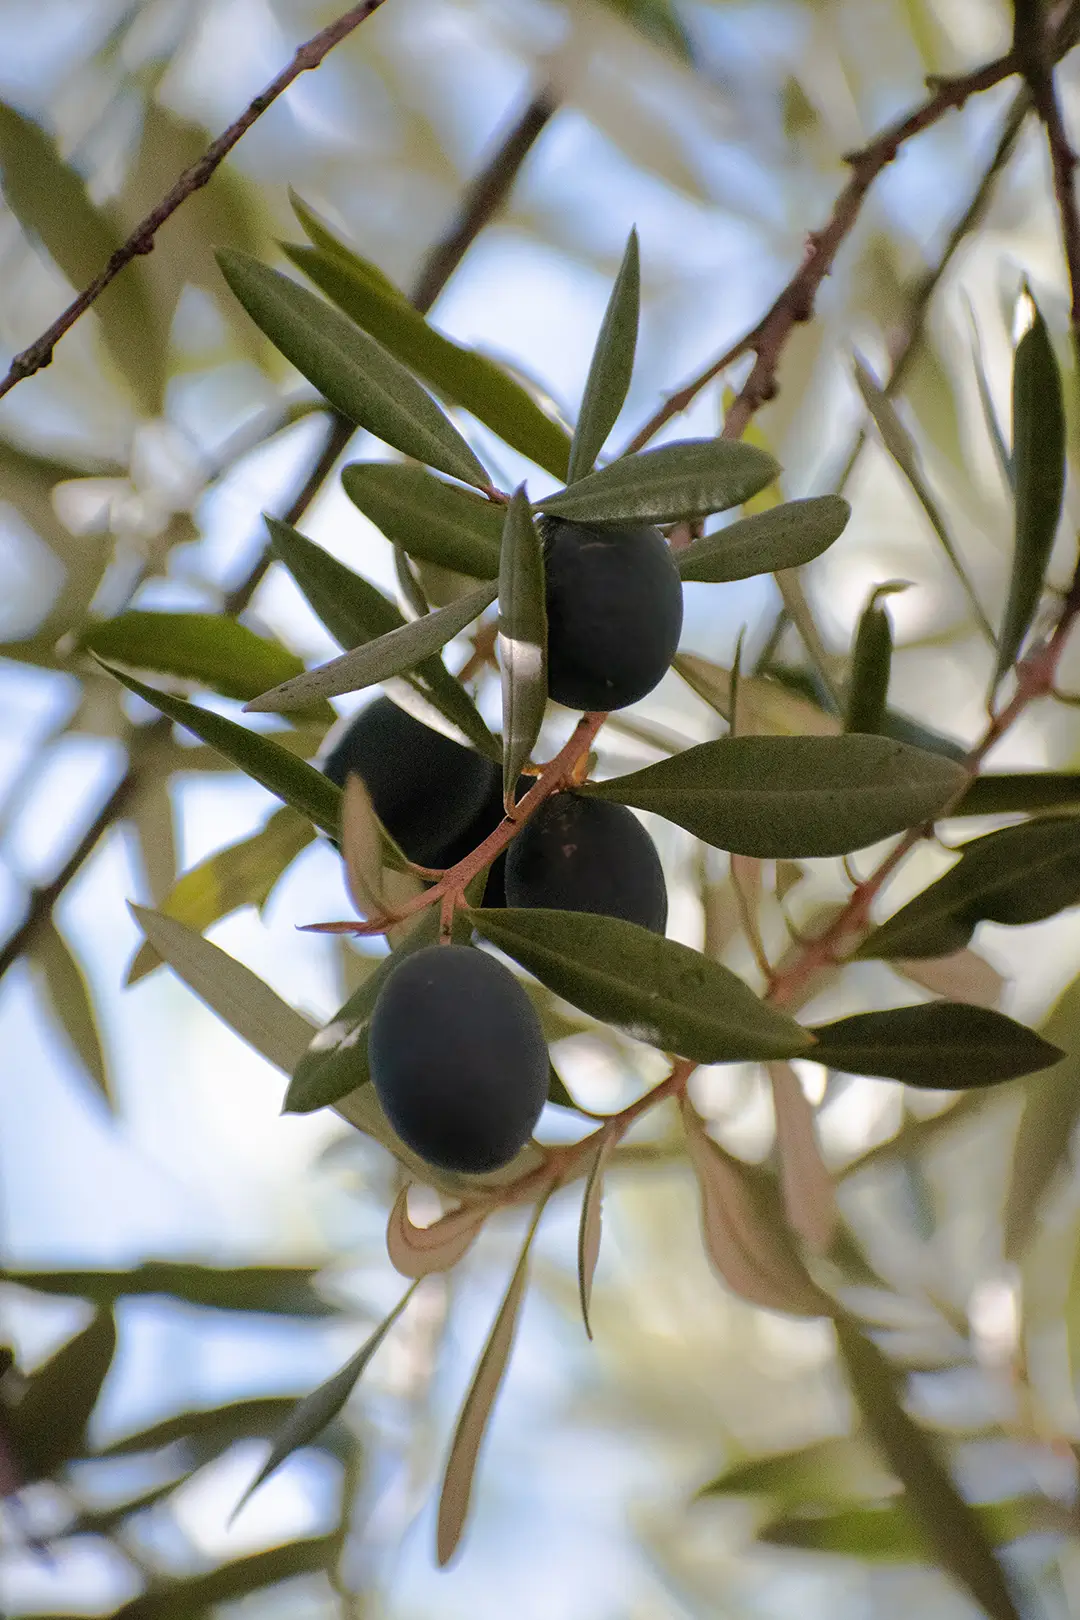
(584, 735, 966, 857)
(243, 581, 497, 715)
(129, 904, 317, 1074)
(833, 1313, 1022, 1620)
(677, 496, 850, 583)
(995, 295, 1065, 682)
(127, 808, 314, 984)
(535, 438, 778, 526)
(341, 461, 503, 578)
(567, 227, 640, 482)
(857, 817, 1080, 961)
(100, 663, 342, 837)
(498, 488, 548, 796)
(232, 1284, 417, 1521)
(216, 250, 491, 489)
(844, 590, 896, 736)
(471, 907, 812, 1063)
(809, 1002, 1063, 1087)
(286, 197, 571, 478)
(853, 353, 993, 640)
(265, 517, 498, 759)
(8, 1309, 117, 1480)
(83, 611, 328, 715)
(955, 773, 1080, 815)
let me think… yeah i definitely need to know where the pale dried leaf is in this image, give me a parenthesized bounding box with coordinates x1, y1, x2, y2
(386, 1185, 489, 1278)
(768, 1061, 837, 1254)
(894, 950, 1004, 1010)
(437, 1199, 547, 1565)
(578, 1129, 618, 1339)
(681, 1099, 827, 1316)
(341, 775, 386, 919)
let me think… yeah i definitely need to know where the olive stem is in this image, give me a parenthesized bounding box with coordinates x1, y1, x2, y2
(302, 710, 609, 938)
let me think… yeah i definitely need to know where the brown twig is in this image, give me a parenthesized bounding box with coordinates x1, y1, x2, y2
(623, 26, 1080, 457)
(303, 712, 608, 937)
(410, 86, 559, 316)
(765, 594, 1080, 1010)
(1017, 3, 1080, 356)
(0, 37, 560, 991)
(0, 0, 389, 405)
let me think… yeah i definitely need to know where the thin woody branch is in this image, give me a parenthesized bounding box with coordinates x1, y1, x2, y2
(1015, 2, 1080, 358)
(625, 15, 1080, 456)
(0, 0, 390, 405)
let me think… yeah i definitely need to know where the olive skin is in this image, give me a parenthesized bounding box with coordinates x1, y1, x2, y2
(505, 792, 667, 933)
(321, 697, 498, 868)
(369, 945, 549, 1173)
(542, 519, 683, 712)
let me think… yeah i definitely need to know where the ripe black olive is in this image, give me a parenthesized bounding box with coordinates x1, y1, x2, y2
(321, 696, 498, 868)
(504, 792, 667, 933)
(542, 519, 683, 711)
(369, 944, 548, 1173)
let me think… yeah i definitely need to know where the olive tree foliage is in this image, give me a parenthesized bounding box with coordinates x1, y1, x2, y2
(6, 0, 1080, 1615)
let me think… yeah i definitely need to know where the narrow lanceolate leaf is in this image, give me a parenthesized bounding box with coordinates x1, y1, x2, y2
(567, 228, 640, 482)
(129, 905, 316, 1075)
(677, 496, 850, 583)
(996, 297, 1065, 681)
(498, 489, 548, 795)
(216, 251, 491, 488)
(676, 653, 840, 737)
(101, 664, 342, 838)
(584, 735, 966, 858)
(681, 1101, 829, 1316)
(810, 1002, 1062, 1088)
(82, 612, 325, 711)
(233, 1284, 417, 1519)
(8, 1310, 117, 1480)
(472, 908, 812, 1064)
(29, 919, 111, 1107)
(0, 102, 164, 414)
(336, 778, 379, 910)
(578, 1129, 618, 1339)
(1003, 972, 1080, 1259)
(266, 517, 499, 760)
(894, 950, 1004, 1010)
(284, 910, 441, 1113)
(956, 772, 1080, 815)
(437, 1199, 548, 1566)
(127, 808, 313, 984)
(767, 1062, 836, 1254)
(844, 588, 898, 736)
(244, 582, 497, 714)
(697, 1435, 895, 1505)
(854, 354, 993, 641)
(285, 203, 571, 478)
(535, 438, 778, 526)
(342, 462, 503, 578)
(761, 1497, 1066, 1561)
(859, 818, 1080, 962)
(385, 1185, 488, 1278)
(834, 1313, 1022, 1620)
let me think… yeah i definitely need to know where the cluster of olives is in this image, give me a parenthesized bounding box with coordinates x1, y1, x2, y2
(321, 517, 681, 1174)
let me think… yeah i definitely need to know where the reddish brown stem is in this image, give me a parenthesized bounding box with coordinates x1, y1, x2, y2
(305, 711, 608, 937)
(623, 16, 1079, 455)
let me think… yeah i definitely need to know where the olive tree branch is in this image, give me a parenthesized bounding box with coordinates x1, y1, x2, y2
(623, 15, 1079, 458)
(410, 85, 559, 315)
(765, 594, 1080, 1011)
(0, 59, 559, 989)
(1015, 1, 1080, 359)
(303, 711, 609, 937)
(0, 0, 390, 405)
